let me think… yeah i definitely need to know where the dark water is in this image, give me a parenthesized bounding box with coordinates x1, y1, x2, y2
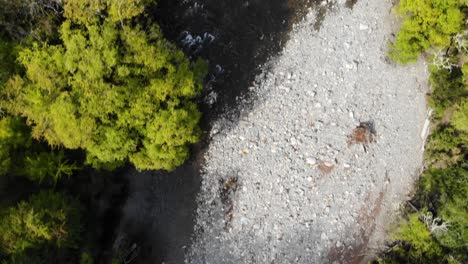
(112, 1, 321, 263)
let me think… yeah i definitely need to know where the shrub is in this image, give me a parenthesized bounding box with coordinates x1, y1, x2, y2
(0, 116, 32, 176)
(428, 65, 467, 117)
(392, 213, 444, 261)
(451, 99, 468, 132)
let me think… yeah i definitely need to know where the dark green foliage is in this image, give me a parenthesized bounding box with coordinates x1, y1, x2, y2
(425, 126, 466, 167)
(0, 116, 31, 148)
(2, 0, 207, 171)
(0, 116, 78, 184)
(419, 164, 467, 207)
(17, 151, 78, 184)
(419, 163, 468, 247)
(0, 116, 32, 176)
(429, 66, 468, 117)
(0, 39, 18, 85)
(0, 191, 83, 256)
(451, 98, 468, 132)
(79, 251, 94, 264)
(2, 250, 46, 264)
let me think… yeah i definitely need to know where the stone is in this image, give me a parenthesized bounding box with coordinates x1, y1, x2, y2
(306, 158, 317, 166)
(321, 232, 328, 240)
(359, 24, 369, 30)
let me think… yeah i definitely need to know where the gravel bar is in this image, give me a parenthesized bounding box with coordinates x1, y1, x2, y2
(187, 0, 430, 263)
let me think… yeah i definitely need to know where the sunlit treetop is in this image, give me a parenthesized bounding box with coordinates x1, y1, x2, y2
(2, 0, 207, 171)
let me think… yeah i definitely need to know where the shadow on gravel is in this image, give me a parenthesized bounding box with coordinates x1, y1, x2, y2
(113, 1, 326, 263)
(154, 0, 319, 124)
(115, 159, 203, 264)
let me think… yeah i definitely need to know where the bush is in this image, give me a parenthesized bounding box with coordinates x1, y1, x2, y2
(425, 126, 466, 167)
(392, 213, 444, 261)
(0, 190, 83, 255)
(451, 99, 468, 132)
(2, 0, 207, 171)
(428, 65, 467, 117)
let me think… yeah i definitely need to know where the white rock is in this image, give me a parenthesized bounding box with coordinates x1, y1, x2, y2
(359, 24, 369, 30)
(306, 158, 317, 166)
(320, 232, 328, 240)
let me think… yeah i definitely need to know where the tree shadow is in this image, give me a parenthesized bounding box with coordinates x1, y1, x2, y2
(154, 0, 318, 124)
(114, 155, 204, 263)
(116, 0, 325, 263)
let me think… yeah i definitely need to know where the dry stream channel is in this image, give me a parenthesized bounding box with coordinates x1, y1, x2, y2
(109, 1, 430, 263)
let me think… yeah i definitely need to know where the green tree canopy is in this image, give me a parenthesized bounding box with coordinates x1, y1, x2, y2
(2, 0, 207, 170)
(0, 190, 83, 256)
(389, 0, 465, 63)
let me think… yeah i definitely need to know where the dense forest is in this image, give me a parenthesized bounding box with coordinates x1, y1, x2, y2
(1, 0, 206, 263)
(377, 0, 467, 263)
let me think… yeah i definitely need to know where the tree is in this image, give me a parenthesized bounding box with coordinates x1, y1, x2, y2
(2, 0, 207, 171)
(389, 0, 464, 63)
(0, 190, 83, 256)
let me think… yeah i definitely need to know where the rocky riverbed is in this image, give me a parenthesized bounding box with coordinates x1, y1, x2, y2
(187, 0, 430, 263)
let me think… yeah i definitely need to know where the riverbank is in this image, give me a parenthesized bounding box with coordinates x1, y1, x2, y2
(188, 0, 430, 263)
